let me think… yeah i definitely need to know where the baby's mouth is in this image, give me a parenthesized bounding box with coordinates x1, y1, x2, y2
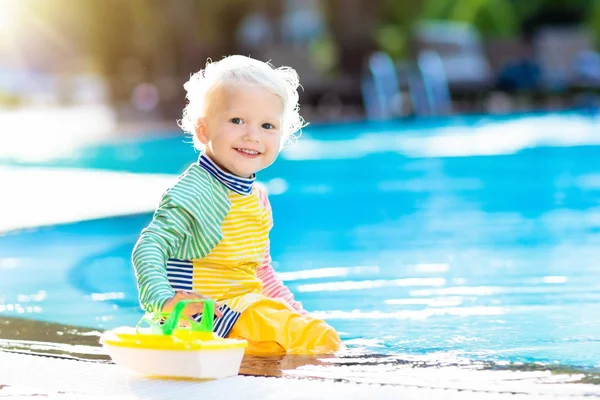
(234, 148, 262, 157)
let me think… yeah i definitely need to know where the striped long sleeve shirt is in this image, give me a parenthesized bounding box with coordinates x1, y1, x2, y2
(132, 155, 304, 323)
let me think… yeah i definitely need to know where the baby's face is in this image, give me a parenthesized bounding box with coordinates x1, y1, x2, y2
(197, 84, 284, 177)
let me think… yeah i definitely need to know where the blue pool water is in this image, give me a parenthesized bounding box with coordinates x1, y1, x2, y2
(1, 112, 600, 370)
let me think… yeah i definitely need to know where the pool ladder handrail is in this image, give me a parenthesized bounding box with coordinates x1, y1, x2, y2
(361, 50, 452, 119)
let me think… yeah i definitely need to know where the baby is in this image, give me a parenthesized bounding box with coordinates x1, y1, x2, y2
(132, 55, 342, 354)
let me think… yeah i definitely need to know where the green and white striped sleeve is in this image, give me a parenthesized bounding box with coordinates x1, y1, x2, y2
(132, 198, 195, 313)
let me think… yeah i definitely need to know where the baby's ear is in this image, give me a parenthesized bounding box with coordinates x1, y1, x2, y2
(195, 118, 208, 145)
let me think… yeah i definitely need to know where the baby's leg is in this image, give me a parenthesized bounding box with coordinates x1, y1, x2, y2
(227, 298, 342, 355)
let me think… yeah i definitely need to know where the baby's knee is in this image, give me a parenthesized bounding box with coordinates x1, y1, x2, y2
(314, 321, 342, 347)
(291, 316, 343, 354)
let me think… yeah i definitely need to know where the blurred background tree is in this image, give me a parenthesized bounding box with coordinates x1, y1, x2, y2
(2, 0, 600, 118)
(373, 0, 598, 60)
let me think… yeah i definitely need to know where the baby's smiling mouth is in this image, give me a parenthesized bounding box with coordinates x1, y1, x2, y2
(234, 148, 262, 156)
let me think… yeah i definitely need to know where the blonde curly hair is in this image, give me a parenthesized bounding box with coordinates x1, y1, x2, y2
(178, 55, 306, 150)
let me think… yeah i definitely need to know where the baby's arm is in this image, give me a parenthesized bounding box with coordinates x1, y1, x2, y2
(256, 185, 306, 314)
(132, 199, 193, 313)
(257, 241, 306, 314)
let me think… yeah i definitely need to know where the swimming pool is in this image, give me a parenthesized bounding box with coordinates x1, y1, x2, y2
(1, 111, 600, 372)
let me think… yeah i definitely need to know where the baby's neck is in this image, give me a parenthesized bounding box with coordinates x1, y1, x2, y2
(198, 153, 255, 196)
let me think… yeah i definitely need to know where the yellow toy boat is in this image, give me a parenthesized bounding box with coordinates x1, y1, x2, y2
(100, 299, 247, 379)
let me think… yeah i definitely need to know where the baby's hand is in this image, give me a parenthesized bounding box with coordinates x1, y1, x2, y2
(163, 291, 223, 319)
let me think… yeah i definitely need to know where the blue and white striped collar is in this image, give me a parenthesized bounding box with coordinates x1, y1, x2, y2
(198, 153, 255, 196)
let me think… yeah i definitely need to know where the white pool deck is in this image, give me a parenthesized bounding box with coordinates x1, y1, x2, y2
(1, 351, 599, 399)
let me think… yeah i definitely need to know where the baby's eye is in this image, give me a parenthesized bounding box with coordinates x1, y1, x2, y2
(262, 123, 274, 130)
(231, 118, 243, 124)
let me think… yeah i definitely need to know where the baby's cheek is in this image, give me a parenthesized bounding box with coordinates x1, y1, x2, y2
(273, 133, 284, 150)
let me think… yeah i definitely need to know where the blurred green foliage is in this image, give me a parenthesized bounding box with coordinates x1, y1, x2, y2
(375, 0, 600, 59)
(8, 0, 600, 79)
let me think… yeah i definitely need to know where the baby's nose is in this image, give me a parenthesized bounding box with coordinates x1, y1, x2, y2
(244, 125, 260, 140)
